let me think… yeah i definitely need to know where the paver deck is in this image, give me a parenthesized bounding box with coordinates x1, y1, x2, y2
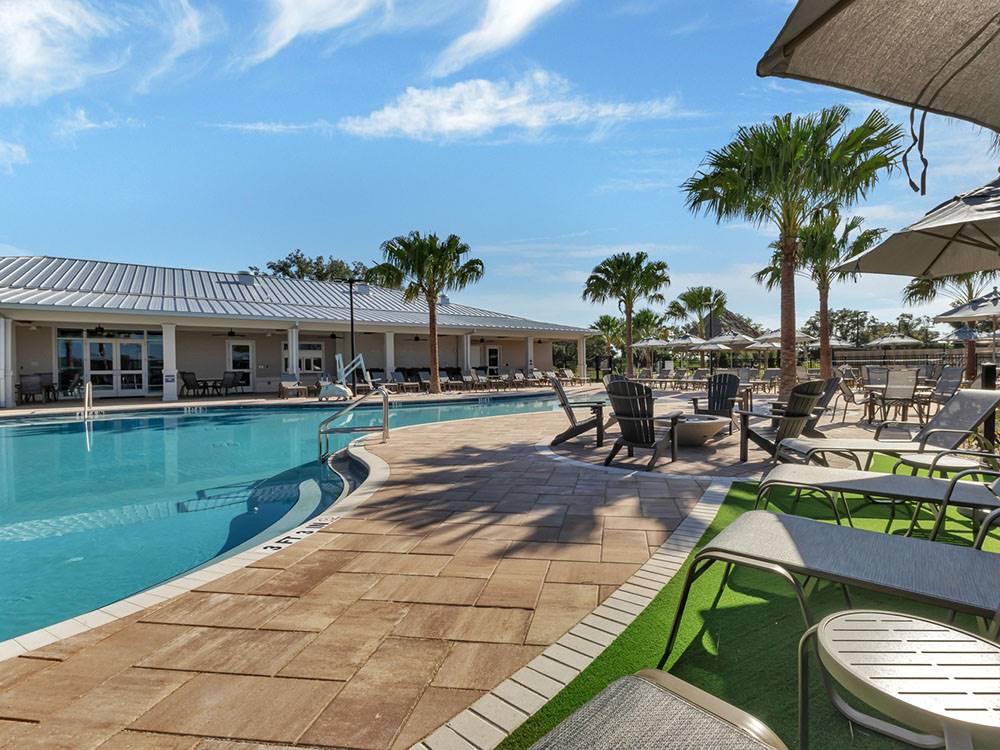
(0, 389, 877, 749)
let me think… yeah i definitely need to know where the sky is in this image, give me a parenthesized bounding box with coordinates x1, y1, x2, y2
(0, 0, 997, 333)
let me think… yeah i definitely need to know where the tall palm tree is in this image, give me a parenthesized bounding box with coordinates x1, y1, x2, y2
(666, 286, 727, 366)
(582, 252, 670, 376)
(683, 106, 902, 397)
(632, 307, 667, 368)
(366, 231, 484, 394)
(754, 209, 884, 378)
(902, 273, 996, 380)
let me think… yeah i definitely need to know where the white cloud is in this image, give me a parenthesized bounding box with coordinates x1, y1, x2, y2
(209, 119, 335, 134)
(431, 0, 566, 78)
(55, 107, 144, 139)
(248, 0, 378, 65)
(0, 140, 28, 173)
(0, 0, 120, 105)
(138, 0, 216, 91)
(339, 69, 696, 140)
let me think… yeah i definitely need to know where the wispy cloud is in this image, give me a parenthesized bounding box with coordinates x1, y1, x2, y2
(339, 69, 697, 141)
(664, 15, 709, 37)
(431, 0, 567, 78)
(55, 107, 144, 139)
(0, 140, 28, 173)
(248, 0, 378, 66)
(138, 0, 217, 92)
(208, 119, 336, 134)
(0, 0, 122, 105)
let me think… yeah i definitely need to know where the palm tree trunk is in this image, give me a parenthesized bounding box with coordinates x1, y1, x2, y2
(428, 297, 440, 394)
(965, 339, 977, 381)
(624, 306, 634, 377)
(779, 237, 797, 399)
(697, 322, 705, 367)
(818, 283, 832, 378)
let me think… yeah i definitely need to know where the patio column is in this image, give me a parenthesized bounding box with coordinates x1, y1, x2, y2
(460, 334, 471, 372)
(526, 336, 534, 370)
(577, 336, 587, 379)
(287, 326, 299, 376)
(161, 323, 178, 402)
(384, 332, 395, 375)
(0, 316, 13, 408)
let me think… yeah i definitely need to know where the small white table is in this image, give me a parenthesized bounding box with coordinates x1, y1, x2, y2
(800, 610, 1000, 749)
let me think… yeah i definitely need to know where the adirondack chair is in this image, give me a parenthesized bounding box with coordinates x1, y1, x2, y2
(691, 373, 741, 434)
(738, 379, 826, 462)
(604, 379, 682, 471)
(549, 376, 613, 446)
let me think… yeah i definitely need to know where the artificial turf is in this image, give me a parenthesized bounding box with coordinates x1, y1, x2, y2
(498, 465, 1000, 750)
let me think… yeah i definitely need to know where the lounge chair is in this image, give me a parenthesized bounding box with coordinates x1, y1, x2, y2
(777, 388, 1000, 468)
(757, 456, 1000, 535)
(518, 369, 540, 387)
(392, 370, 420, 393)
(179, 371, 204, 397)
(528, 669, 787, 750)
(738, 379, 826, 462)
(418, 370, 432, 391)
(279, 373, 307, 398)
(549, 375, 612, 447)
(604, 379, 681, 470)
(658, 509, 1000, 670)
(532, 369, 548, 385)
(438, 370, 462, 391)
(691, 373, 740, 434)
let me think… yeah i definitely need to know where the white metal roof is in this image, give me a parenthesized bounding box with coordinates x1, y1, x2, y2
(0, 256, 590, 335)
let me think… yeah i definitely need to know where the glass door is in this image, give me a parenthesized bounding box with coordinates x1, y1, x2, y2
(87, 340, 116, 395)
(118, 341, 145, 395)
(486, 346, 501, 376)
(227, 341, 255, 390)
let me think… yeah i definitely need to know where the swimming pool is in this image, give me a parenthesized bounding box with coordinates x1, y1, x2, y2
(0, 394, 563, 642)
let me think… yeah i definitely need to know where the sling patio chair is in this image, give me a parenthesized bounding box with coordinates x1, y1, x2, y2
(560, 367, 581, 385)
(604, 379, 682, 471)
(418, 370, 433, 391)
(17, 374, 43, 403)
(548, 375, 613, 447)
(828, 379, 873, 422)
(756, 455, 1000, 536)
(179, 371, 205, 397)
(737, 379, 826, 462)
(776, 388, 1000, 469)
(691, 373, 741, 435)
(528, 669, 787, 750)
(915, 365, 963, 417)
(870, 367, 921, 422)
(438, 370, 462, 391)
(220, 371, 243, 396)
(657, 510, 1000, 750)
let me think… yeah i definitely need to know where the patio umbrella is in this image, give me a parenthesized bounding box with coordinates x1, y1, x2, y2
(631, 337, 670, 348)
(935, 326, 982, 344)
(706, 331, 755, 347)
(807, 336, 854, 349)
(754, 329, 811, 344)
(934, 287, 1000, 358)
(662, 333, 706, 348)
(690, 342, 731, 374)
(757, 2, 1000, 192)
(864, 333, 923, 348)
(835, 176, 1000, 279)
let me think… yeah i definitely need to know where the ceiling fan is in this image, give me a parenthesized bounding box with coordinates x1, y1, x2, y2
(211, 329, 248, 338)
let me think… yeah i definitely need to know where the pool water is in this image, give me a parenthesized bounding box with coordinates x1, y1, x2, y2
(0, 395, 563, 642)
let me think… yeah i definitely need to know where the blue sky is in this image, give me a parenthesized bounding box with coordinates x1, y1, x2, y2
(0, 0, 997, 331)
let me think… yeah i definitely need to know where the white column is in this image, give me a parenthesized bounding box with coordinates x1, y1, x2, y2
(577, 337, 587, 381)
(0, 317, 13, 408)
(384, 332, 395, 375)
(460, 334, 471, 372)
(526, 336, 535, 370)
(287, 326, 299, 376)
(161, 323, 178, 402)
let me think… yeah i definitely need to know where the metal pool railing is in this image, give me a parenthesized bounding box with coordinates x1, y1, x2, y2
(317, 386, 391, 462)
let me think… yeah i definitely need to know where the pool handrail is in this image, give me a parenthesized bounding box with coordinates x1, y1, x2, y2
(317, 385, 392, 461)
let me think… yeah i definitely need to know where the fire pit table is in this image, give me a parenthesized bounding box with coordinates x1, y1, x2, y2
(674, 414, 730, 446)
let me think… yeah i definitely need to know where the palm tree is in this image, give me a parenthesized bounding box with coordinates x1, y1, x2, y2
(366, 231, 484, 394)
(902, 272, 996, 380)
(754, 209, 884, 378)
(582, 252, 670, 376)
(632, 307, 667, 368)
(666, 286, 727, 366)
(683, 106, 902, 397)
(592, 314, 624, 366)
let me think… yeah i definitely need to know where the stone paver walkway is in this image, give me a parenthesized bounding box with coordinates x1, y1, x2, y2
(0, 408, 716, 750)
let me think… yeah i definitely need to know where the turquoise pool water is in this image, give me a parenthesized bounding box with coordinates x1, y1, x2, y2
(0, 394, 562, 642)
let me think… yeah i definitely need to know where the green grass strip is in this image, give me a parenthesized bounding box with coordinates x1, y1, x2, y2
(499, 475, 997, 750)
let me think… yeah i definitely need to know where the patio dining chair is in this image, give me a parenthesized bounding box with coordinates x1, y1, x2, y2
(18, 374, 43, 403)
(828, 379, 872, 422)
(220, 371, 243, 396)
(871, 367, 919, 421)
(179, 371, 205, 397)
(916, 365, 963, 416)
(604, 379, 681, 471)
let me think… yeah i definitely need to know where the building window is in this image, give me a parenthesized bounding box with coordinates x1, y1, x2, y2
(282, 342, 324, 372)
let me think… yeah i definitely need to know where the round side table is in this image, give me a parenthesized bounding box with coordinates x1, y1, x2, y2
(799, 610, 1000, 749)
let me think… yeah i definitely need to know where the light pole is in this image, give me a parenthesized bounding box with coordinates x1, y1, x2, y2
(336, 277, 368, 390)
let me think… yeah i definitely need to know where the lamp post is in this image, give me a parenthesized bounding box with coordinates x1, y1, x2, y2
(336, 277, 368, 390)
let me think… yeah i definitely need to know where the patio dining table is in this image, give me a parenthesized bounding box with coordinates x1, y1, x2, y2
(861, 384, 934, 422)
(197, 378, 222, 395)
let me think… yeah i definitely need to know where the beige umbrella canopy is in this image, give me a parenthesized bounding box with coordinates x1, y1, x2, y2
(663, 333, 706, 349)
(758, 1, 1000, 134)
(835, 177, 1000, 279)
(864, 333, 923, 348)
(706, 331, 755, 348)
(934, 288, 1000, 357)
(755, 329, 811, 344)
(631, 337, 671, 348)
